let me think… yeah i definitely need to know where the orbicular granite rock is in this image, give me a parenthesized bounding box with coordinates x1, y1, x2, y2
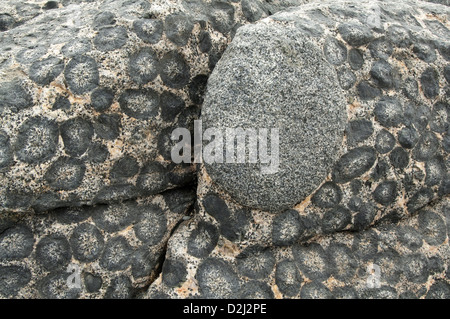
(147, 0, 450, 299)
(202, 18, 347, 212)
(0, 189, 194, 298)
(1, 0, 449, 299)
(0, 0, 318, 298)
(0, 0, 312, 213)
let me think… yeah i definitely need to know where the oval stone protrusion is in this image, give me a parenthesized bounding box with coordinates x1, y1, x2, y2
(202, 22, 347, 212)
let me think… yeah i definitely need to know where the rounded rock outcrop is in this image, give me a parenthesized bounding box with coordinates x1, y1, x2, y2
(202, 21, 347, 212)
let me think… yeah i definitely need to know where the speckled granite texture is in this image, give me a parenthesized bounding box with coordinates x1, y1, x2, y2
(148, 0, 449, 299)
(0, 0, 449, 299)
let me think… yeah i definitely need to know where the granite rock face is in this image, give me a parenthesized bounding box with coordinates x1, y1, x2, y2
(148, 0, 450, 299)
(0, 189, 194, 298)
(0, 0, 312, 213)
(0, 0, 449, 299)
(202, 20, 347, 212)
(0, 0, 317, 298)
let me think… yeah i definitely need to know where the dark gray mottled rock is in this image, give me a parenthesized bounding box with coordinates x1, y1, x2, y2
(421, 67, 440, 99)
(398, 127, 419, 149)
(374, 97, 404, 127)
(161, 259, 187, 288)
(14, 116, 59, 164)
(275, 260, 302, 297)
(272, 209, 303, 246)
(332, 147, 376, 183)
(357, 81, 381, 100)
(348, 49, 364, 70)
(133, 19, 163, 44)
(322, 206, 352, 233)
(370, 60, 394, 89)
(373, 181, 397, 206)
(312, 182, 343, 208)
(338, 22, 374, 47)
(347, 119, 374, 144)
(237, 245, 275, 280)
(390, 147, 410, 170)
(369, 38, 393, 60)
(0, 14, 15, 31)
(413, 131, 439, 161)
(293, 243, 333, 280)
(0, 266, 31, 297)
(44, 157, 86, 191)
(375, 129, 396, 154)
(196, 258, 241, 299)
(413, 42, 437, 62)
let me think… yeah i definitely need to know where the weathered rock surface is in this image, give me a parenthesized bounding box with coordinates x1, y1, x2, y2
(148, 197, 449, 299)
(148, 0, 450, 299)
(0, 0, 313, 213)
(0, 0, 449, 299)
(202, 20, 347, 212)
(199, 0, 450, 236)
(0, 0, 319, 298)
(0, 189, 194, 298)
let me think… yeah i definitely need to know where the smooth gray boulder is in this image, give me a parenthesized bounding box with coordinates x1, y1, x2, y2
(202, 21, 347, 212)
